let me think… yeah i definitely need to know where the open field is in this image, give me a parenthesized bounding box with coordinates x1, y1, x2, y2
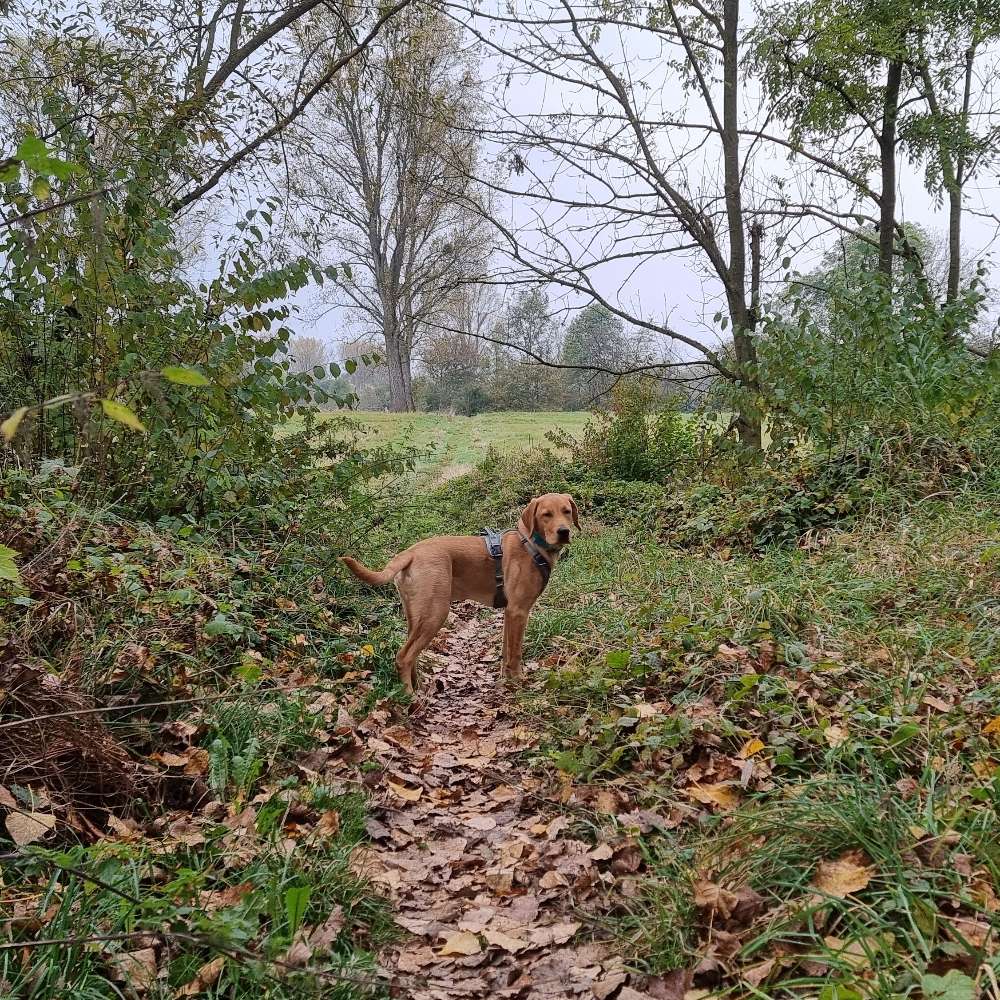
(299, 409, 592, 482)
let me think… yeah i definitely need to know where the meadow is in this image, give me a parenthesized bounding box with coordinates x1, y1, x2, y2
(289, 409, 592, 482)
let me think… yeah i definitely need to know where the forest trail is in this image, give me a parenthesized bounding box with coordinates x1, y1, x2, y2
(353, 604, 658, 1000)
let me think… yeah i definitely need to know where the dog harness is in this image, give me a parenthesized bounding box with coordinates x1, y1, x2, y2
(479, 528, 552, 609)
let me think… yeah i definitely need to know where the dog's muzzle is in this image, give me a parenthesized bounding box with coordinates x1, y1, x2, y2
(557, 527, 571, 543)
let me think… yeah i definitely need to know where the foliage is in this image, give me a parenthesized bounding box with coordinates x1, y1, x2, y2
(550, 380, 696, 483)
(757, 260, 999, 465)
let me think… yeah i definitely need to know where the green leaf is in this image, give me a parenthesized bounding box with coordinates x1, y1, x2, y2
(819, 987, 863, 1000)
(345, 358, 358, 374)
(31, 176, 50, 199)
(605, 650, 630, 669)
(284, 886, 311, 935)
(920, 972, 976, 1000)
(328, 362, 341, 378)
(100, 399, 146, 432)
(888, 722, 920, 747)
(0, 544, 22, 586)
(1, 406, 28, 443)
(161, 365, 210, 387)
(782, 256, 791, 269)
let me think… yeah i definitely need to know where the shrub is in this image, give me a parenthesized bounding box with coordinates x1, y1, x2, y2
(549, 380, 696, 483)
(755, 263, 1000, 468)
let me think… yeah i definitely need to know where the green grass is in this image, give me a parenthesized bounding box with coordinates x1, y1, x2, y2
(416, 448, 1000, 996)
(288, 410, 591, 483)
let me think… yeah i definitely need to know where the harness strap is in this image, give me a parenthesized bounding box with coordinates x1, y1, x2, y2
(480, 528, 507, 608)
(479, 526, 552, 608)
(517, 530, 552, 587)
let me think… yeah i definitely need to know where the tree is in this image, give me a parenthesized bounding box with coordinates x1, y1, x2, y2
(490, 288, 565, 410)
(456, 0, 782, 446)
(288, 335, 330, 374)
(755, 0, 1000, 293)
(293, 7, 488, 411)
(561, 304, 651, 407)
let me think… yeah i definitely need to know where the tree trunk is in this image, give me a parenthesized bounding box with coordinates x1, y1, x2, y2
(384, 329, 415, 411)
(722, 0, 761, 451)
(878, 60, 903, 279)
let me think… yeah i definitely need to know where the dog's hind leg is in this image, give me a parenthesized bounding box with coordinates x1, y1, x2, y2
(395, 568, 450, 693)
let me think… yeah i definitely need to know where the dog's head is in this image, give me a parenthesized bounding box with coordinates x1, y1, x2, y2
(521, 492, 580, 549)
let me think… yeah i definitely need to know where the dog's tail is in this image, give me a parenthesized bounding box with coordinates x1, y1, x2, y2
(340, 552, 412, 587)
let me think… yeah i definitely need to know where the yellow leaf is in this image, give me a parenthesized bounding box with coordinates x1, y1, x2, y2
(438, 931, 481, 956)
(739, 738, 766, 758)
(687, 782, 740, 810)
(812, 851, 873, 897)
(386, 779, 422, 802)
(360, 644, 375, 656)
(1, 406, 28, 443)
(983, 716, 1000, 736)
(101, 398, 146, 432)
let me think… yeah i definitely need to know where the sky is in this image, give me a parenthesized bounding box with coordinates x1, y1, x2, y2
(282, 0, 1000, 364)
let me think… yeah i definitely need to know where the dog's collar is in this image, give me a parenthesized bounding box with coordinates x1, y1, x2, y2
(530, 530, 562, 553)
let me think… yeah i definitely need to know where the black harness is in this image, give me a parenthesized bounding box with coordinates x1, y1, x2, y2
(479, 528, 552, 609)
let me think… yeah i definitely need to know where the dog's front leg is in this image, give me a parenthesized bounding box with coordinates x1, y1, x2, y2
(501, 606, 528, 683)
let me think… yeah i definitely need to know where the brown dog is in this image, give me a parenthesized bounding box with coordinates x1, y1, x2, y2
(341, 493, 579, 692)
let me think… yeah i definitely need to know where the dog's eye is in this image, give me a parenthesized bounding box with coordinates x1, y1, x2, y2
(542, 511, 553, 517)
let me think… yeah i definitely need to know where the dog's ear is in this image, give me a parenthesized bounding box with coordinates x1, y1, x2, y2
(567, 494, 580, 529)
(521, 496, 540, 535)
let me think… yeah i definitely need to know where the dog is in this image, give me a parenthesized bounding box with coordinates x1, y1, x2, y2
(341, 493, 579, 692)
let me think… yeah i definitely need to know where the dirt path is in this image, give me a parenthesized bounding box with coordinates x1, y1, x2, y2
(353, 604, 650, 1000)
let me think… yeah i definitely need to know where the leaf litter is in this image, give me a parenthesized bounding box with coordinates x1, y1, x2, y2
(361, 604, 658, 999)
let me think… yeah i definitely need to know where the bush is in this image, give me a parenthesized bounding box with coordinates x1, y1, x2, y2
(550, 380, 696, 483)
(756, 263, 1000, 468)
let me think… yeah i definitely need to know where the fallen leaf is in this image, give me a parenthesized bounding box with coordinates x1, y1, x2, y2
(483, 929, 529, 953)
(738, 738, 766, 758)
(176, 955, 225, 996)
(539, 870, 569, 889)
(438, 931, 481, 957)
(315, 811, 341, 837)
(109, 948, 157, 992)
(198, 882, 253, 912)
(812, 851, 873, 897)
(983, 716, 1000, 737)
(922, 695, 952, 713)
(686, 782, 740, 809)
(387, 779, 423, 802)
(824, 725, 849, 748)
(5, 810, 56, 846)
(464, 815, 497, 831)
(742, 957, 777, 986)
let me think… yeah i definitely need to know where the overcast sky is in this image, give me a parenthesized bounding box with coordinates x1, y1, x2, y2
(284, 1, 1000, 363)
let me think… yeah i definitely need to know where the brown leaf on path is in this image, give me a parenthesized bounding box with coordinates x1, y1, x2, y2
(484, 929, 530, 953)
(823, 725, 849, 748)
(5, 810, 56, 846)
(315, 810, 341, 837)
(528, 921, 580, 947)
(387, 778, 423, 802)
(198, 882, 253, 912)
(812, 851, 873, 897)
(464, 814, 497, 831)
(611, 841, 644, 875)
(175, 955, 225, 996)
(922, 695, 952, 713)
(539, 870, 569, 889)
(438, 931, 482, 957)
(742, 957, 777, 986)
(645, 969, 691, 999)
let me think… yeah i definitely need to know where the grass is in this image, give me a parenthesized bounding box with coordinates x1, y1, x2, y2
(285, 410, 591, 483)
(403, 436, 1000, 996)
